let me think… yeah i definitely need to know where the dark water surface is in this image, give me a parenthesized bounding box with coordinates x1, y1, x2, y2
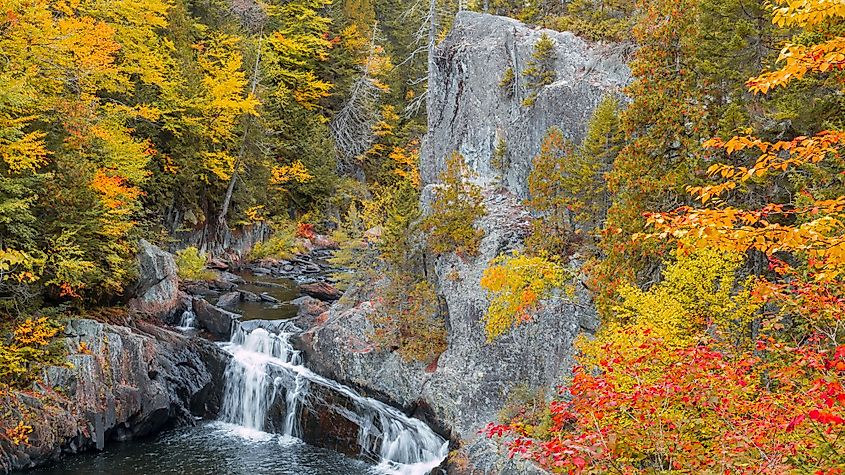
(227, 274, 300, 321)
(29, 422, 379, 475)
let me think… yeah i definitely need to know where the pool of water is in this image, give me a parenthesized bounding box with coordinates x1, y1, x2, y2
(226, 274, 301, 321)
(28, 422, 380, 475)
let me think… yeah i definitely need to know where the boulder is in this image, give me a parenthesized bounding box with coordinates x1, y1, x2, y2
(299, 282, 341, 301)
(192, 298, 240, 338)
(216, 291, 242, 308)
(311, 234, 339, 250)
(128, 240, 182, 321)
(215, 270, 245, 285)
(259, 292, 280, 304)
(291, 296, 330, 328)
(207, 258, 230, 270)
(240, 290, 262, 302)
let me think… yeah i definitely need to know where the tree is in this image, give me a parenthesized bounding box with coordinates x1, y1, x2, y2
(488, 2, 845, 472)
(422, 153, 485, 257)
(526, 128, 575, 255)
(521, 33, 556, 107)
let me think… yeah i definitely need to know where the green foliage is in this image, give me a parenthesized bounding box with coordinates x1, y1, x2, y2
(380, 181, 423, 273)
(561, 96, 622, 230)
(497, 384, 554, 439)
(491, 135, 509, 179)
(423, 153, 486, 257)
(547, 0, 635, 42)
(521, 33, 556, 106)
(174, 247, 215, 281)
(527, 127, 574, 251)
(249, 221, 302, 261)
(480, 251, 570, 341)
(499, 67, 516, 99)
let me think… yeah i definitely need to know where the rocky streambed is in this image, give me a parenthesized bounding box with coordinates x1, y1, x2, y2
(2, 240, 449, 475)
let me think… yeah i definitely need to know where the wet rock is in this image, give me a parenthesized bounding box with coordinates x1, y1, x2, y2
(128, 240, 181, 321)
(0, 319, 230, 473)
(207, 258, 230, 270)
(297, 384, 363, 459)
(299, 282, 341, 301)
(250, 267, 273, 276)
(192, 298, 240, 338)
(182, 281, 219, 298)
(239, 290, 262, 302)
(215, 270, 246, 285)
(259, 292, 280, 304)
(216, 291, 242, 308)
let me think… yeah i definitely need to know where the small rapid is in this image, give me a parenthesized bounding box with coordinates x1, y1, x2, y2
(219, 321, 449, 475)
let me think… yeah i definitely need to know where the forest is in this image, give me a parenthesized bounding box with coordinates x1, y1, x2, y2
(1, 0, 844, 473)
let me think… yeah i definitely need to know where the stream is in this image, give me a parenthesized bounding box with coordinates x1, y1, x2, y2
(31, 271, 448, 475)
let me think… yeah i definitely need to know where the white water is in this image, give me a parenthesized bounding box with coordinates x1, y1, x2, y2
(219, 322, 449, 475)
(176, 310, 196, 330)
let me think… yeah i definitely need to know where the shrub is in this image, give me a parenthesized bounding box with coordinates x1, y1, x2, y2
(372, 274, 446, 364)
(249, 221, 303, 260)
(0, 317, 65, 389)
(480, 251, 570, 340)
(174, 247, 215, 281)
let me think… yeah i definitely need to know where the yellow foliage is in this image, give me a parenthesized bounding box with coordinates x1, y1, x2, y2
(5, 421, 33, 446)
(0, 249, 40, 283)
(388, 140, 421, 188)
(174, 247, 215, 281)
(13, 317, 61, 347)
(579, 248, 760, 372)
(0, 317, 65, 389)
(481, 251, 569, 341)
(771, 0, 845, 27)
(270, 160, 313, 188)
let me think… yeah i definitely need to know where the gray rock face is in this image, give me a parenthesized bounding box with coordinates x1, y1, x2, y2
(0, 319, 229, 473)
(129, 240, 184, 320)
(423, 11, 629, 198)
(216, 291, 242, 308)
(298, 191, 598, 472)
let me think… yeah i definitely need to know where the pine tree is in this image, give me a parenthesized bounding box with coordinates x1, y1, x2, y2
(423, 153, 485, 257)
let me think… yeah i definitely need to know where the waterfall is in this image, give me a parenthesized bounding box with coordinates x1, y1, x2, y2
(176, 310, 196, 330)
(219, 321, 449, 475)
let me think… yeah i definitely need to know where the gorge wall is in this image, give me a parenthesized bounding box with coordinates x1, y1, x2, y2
(298, 11, 629, 474)
(423, 11, 629, 197)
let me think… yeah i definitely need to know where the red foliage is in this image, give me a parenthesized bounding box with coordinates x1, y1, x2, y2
(488, 336, 845, 473)
(296, 222, 316, 239)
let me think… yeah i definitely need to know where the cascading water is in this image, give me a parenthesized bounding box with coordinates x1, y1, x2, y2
(219, 321, 449, 475)
(176, 310, 196, 330)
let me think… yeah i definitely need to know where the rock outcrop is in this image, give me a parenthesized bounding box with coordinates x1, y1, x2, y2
(0, 319, 229, 473)
(423, 11, 629, 198)
(297, 190, 599, 473)
(298, 12, 615, 473)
